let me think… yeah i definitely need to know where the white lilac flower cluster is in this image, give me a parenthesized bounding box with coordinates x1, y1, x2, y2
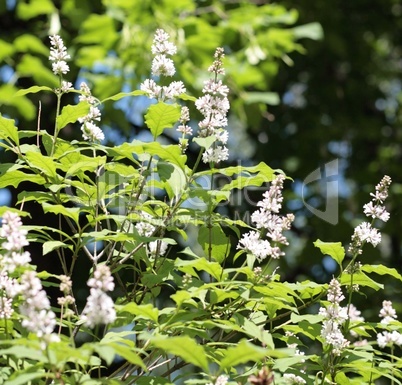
(319, 278, 350, 356)
(377, 300, 402, 348)
(0, 211, 31, 273)
(349, 175, 391, 255)
(49, 34, 70, 76)
(196, 47, 230, 164)
(0, 212, 29, 319)
(81, 265, 116, 328)
(19, 270, 59, 344)
(0, 212, 59, 344)
(78, 82, 104, 142)
(206, 375, 228, 385)
(237, 174, 294, 262)
(135, 212, 168, 258)
(140, 29, 186, 101)
(283, 373, 306, 384)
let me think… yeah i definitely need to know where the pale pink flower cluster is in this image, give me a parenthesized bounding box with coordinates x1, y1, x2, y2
(283, 373, 306, 384)
(19, 270, 59, 344)
(377, 300, 402, 348)
(1, 212, 30, 320)
(349, 175, 391, 255)
(135, 212, 169, 258)
(379, 300, 397, 324)
(81, 265, 116, 328)
(237, 174, 294, 261)
(319, 278, 349, 356)
(206, 375, 228, 385)
(0, 211, 31, 273)
(78, 82, 104, 142)
(49, 35, 70, 75)
(140, 29, 186, 101)
(196, 47, 230, 164)
(0, 273, 20, 319)
(364, 175, 391, 222)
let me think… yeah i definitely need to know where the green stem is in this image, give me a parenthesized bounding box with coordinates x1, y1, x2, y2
(50, 90, 62, 157)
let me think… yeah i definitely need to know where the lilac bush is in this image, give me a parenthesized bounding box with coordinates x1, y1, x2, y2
(0, 31, 400, 385)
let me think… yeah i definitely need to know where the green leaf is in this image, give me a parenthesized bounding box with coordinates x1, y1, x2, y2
(175, 257, 224, 281)
(149, 336, 209, 372)
(57, 102, 90, 130)
(42, 203, 80, 224)
(192, 136, 217, 150)
(198, 225, 228, 263)
(14, 34, 49, 55)
(119, 303, 159, 323)
(0, 169, 45, 189)
(157, 161, 187, 199)
(0, 84, 36, 120)
(5, 371, 51, 385)
(243, 92, 280, 105)
(314, 239, 345, 267)
(25, 151, 57, 179)
(101, 90, 145, 103)
(340, 272, 383, 291)
(107, 342, 146, 369)
(220, 339, 266, 370)
(334, 372, 352, 385)
(361, 264, 402, 281)
(0, 115, 19, 145)
(15, 85, 53, 96)
(145, 102, 181, 138)
(17, 0, 56, 19)
(43, 241, 72, 256)
(293, 22, 324, 40)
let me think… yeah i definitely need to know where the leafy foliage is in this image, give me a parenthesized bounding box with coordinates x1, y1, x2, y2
(0, 2, 400, 385)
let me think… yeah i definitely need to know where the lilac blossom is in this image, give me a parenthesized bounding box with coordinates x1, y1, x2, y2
(196, 47, 230, 164)
(0, 212, 31, 273)
(237, 174, 294, 262)
(81, 265, 116, 328)
(49, 35, 70, 75)
(283, 374, 306, 384)
(206, 375, 228, 385)
(319, 278, 349, 356)
(348, 175, 391, 255)
(19, 270, 59, 344)
(78, 82, 104, 142)
(140, 29, 186, 101)
(379, 300, 397, 324)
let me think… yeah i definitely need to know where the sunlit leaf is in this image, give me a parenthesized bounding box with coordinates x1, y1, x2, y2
(314, 239, 345, 267)
(145, 102, 181, 138)
(56, 102, 90, 130)
(149, 336, 209, 372)
(220, 339, 266, 369)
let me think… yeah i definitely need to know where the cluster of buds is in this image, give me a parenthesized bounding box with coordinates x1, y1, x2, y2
(349, 175, 391, 255)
